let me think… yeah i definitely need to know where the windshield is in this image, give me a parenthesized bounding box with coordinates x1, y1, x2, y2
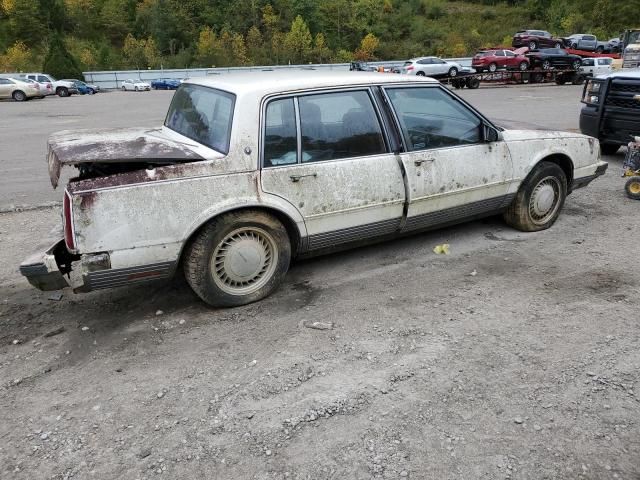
(165, 84, 235, 154)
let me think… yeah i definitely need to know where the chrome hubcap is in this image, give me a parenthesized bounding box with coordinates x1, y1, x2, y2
(529, 176, 561, 224)
(211, 227, 277, 295)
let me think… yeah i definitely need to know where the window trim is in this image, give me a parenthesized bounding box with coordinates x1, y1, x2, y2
(260, 87, 390, 169)
(381, 84, 492, 153)
(164, 84, 236, 155)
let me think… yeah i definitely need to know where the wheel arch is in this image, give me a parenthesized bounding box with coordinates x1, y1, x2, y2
(176, 205, 304, 270)
(523, 153, 574, 191)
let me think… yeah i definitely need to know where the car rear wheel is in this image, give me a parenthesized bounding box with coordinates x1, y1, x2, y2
(519, 61, 529, 71)
(570, 43, 578, 49)
(571, 60, 581, 70)
(596, 46, 604, 53)
(542, 60, 552, 70)
(528, 40, 538, 50)
(488, 63, 497, 73)
(183, 210, 291, 307)
(448, 67, 458, 77)
(600, 143, 620, 155)
(504, 161, 567, 232)
(625, 177, 640, 200)
(12, 90, 27, 101)
(554, 42, 563, 49)
(416, 71, 426, 76)
(121, 86, 126, 91)
(56, 87, 69, 97)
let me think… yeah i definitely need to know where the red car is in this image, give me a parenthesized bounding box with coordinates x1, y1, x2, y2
(472, 49, 530, 72)
(512, 30, 564, 50)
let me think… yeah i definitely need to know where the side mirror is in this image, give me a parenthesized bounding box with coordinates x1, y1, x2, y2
(484, 124, 501, 143)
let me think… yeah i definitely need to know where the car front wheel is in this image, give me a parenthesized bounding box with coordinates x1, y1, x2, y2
(488, 63, 497, 72)
(519, 61, 529, 71)
(542, 60, 552, 70)
(528, 41, 538, 50)
(57, 87, 69, 97)
(504, 161, 567, 232)
(184, 210, 291, 307)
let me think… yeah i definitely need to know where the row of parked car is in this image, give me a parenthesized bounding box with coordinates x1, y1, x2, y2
(120, 78, 182, 91)
(0, 72, 101, 101)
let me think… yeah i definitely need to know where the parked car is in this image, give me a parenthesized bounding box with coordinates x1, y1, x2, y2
(21, 73, 78, 97)
(62, 79, 100, 94)
(512, 30, 564, 50)
(23, 78, 53, 98)
(20, 72, 608, 307)
(596, 38, 621, 53)
(0, 77, 40, 101)
(151, 78, 181, 90)
(526, 48, 582, 70)
(472, 49, 530, 72)
(579, 57, 613, 77)
(580, 69, 640, 154)
(401, 57, 463, 77)
(121, 79, 151, 91)
(349, 62, 377, 72)
(564, 34, 598, 51)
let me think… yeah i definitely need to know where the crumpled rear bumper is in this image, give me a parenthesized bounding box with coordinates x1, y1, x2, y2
(20, 240, 69, 291)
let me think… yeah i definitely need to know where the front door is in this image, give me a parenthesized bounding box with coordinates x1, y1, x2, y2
(0, 78, 13, 99)
(261, 89, 406, 251)
(382, 85, 514, 232)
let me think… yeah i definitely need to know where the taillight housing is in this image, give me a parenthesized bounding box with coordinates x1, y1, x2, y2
(63, 191, 76, 251)
(406, 65, 414, 70)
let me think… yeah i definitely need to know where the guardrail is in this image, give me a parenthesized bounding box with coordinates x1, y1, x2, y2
(82, 58, 473, 89)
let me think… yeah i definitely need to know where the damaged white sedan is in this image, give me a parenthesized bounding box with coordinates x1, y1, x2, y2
(21, 72, 607, 307)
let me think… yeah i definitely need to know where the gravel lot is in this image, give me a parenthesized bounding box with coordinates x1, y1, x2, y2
(0, 84, 638, 480)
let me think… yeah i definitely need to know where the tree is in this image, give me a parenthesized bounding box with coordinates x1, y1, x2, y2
(43, 32, 82, 78)
(354, 32, 379, 61)
(123, 33, 146, 68)
(0, 40, 32, 71)
(231, 32, 248, 65)
(246, 25, 264, 64)
(284, 15, 312, 64)
(312, 33, 331, 63)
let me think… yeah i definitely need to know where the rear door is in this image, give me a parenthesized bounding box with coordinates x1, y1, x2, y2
(261, 89, 406, 250)
(382, 85, 514, 232)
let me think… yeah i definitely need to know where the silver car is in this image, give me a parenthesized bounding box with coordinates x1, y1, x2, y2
(401, 57, 463, 78)
(21, 72, 607, 307)
(565, 34, 598, 51)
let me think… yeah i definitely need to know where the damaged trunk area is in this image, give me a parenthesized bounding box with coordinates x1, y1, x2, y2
(48, 127, 205, 188)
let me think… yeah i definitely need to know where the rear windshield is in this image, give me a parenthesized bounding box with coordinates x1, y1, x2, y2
(165, 84, 235, 154)
(403, 61, 413, 66)
(476, 51, 489, 57)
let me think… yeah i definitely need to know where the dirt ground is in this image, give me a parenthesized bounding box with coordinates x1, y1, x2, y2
(0, 85, 638, 480)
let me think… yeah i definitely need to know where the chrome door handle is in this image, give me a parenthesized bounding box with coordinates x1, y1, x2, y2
(414, 158, 435, 166)
(290, 173, 318, 182)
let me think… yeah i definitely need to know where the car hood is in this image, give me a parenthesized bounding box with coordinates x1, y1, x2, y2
(47, 127, 205, 188)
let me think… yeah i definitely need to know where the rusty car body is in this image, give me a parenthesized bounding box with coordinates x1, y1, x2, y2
(21, 71, 608, 306)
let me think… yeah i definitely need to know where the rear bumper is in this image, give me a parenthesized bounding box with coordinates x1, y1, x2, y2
(21, 240, 176, 293)
(20, 240, 69, 291)
(571, 162, 608, 190)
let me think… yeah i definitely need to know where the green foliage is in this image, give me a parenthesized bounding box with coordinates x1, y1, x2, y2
(0, 0, 636, 72)
(43, 32, 82, 79)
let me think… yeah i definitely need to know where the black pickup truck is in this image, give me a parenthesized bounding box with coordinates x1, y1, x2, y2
(580, 69, 640, 154)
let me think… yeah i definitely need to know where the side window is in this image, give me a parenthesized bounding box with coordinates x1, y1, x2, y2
(0, 78, 10, 85)
(264, 98, 297, 167)
(583, 59, 594, 66)
(37, 76, 48, 82)
(298, 90, 386, 163)
(386, 86, 482, 151)
(495, 51, 506, 57)
(418, 59, 430, 65)
(505, 51, 515, 57)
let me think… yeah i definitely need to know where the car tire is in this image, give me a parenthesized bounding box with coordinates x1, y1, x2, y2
(554, 42, 563, 49)
(12, 90, 27, 101)
(625, 177, 640, 200)
(416, 71, 426, 76)
(134, 86, 138, 91)
(600, 143, 620, 155)
(571, 43, 578, 49)
(596, 46, 604, 53)
(555, 76, 567, 85)
(488, 63, 497, 73)
(504, 161, 567, 232)
(528, 41, 538, 50)
(542, 60, 552, 70)
(56, 87, 69, 97)
(571, 60, 581, 70)
(448, 67, 458, 77)
(519, 61, 529, 71)
(122, 86, 126, 91)
(183, 210, 291, 307)
(466, 77, 480, 89)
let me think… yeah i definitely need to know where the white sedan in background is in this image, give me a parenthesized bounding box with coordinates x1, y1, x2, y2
(401, 56, 464, 78)
(121, 79, 151, 91)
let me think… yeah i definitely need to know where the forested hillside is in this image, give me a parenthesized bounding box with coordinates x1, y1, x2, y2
(0, 0, 636, 74)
